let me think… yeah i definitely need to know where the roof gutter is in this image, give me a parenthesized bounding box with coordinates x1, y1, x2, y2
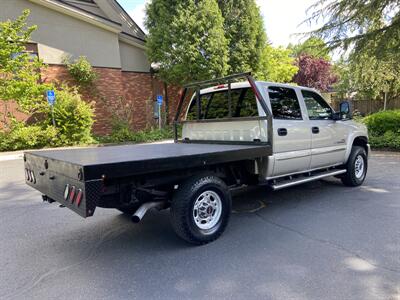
(29, 0, 122, 33)
(119, 32, 146, 50)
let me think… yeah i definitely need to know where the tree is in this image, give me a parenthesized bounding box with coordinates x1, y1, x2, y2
(217, 0, 266, 74)
(0, 10, 49, 127)
(334, 47, 400, 101)
(256, 45, 298, 83)
(288, 37, 331, 60)
(306, 0, 400, 60)
(293, 55, 337, 91)
(145, 0, 228, 85)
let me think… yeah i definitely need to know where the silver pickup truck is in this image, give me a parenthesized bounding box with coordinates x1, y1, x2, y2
(24, 73, 369, 245)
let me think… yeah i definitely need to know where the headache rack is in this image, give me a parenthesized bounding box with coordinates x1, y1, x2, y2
(173, 72, 274, 145)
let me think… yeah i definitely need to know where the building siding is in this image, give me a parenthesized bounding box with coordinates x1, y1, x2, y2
(119, 41, 150, 72)
(1, 0, 121, 68)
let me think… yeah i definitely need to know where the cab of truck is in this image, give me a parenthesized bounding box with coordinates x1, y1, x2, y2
(180, 80, 369, 184)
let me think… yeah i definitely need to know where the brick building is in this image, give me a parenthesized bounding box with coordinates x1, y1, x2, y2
(0, 0, 180, 134)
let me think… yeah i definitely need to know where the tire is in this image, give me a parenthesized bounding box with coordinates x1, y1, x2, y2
(170, 175, 232, 245)
(341, 146, 368, 187)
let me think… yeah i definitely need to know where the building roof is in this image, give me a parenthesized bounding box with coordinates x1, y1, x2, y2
(30, 0, 145, 45)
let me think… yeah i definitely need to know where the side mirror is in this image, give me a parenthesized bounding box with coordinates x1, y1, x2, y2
(339, 101, 352, 120)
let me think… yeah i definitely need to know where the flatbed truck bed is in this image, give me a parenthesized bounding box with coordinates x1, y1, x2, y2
(24, 142, 271, 220)
(26, 142, 271, 181)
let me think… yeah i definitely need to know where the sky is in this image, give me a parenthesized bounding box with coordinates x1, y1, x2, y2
(118, 0, 319, 47)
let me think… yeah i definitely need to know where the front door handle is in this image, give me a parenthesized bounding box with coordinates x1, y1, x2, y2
(312, 127, 320, 134)
(277, 128, 288, 136)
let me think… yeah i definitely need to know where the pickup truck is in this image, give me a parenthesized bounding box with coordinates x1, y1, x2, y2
(24, 73, 369, 245)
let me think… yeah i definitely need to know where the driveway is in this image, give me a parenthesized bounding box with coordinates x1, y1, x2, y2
(0, 152, 399, 300)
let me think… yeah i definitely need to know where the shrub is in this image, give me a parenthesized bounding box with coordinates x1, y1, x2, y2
(0, 124, 58, 151)
(131, 127, 174, 143)
(362, 110, 400, 150)
(106, 118, 135, 143)
(369, 131, 400, 150)
(363, 110, 400, 136)
(97, 126, 174, 144)
(65, 56, 97, 86)
(0, 86, 95, 151)
(48, 87, 95, 145)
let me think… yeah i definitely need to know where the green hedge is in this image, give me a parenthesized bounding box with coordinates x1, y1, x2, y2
(363, 110, 400, 150)
(369, 131, 400, 150)
(0, 124, 58, 151)
(363, 110, 400, 136)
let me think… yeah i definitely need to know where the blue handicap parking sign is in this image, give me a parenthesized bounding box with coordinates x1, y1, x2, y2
(47, 90, 56, 105)
(157, 95, 163, 105)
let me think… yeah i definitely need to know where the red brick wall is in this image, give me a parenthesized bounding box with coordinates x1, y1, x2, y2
(122, 72, 155, 130)
(1, 65, 182, 135)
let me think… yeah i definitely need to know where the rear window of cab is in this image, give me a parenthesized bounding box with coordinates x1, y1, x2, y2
(186, 88, 258, 120)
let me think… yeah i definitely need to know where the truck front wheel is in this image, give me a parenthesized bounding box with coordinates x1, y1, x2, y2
(170, 175, 231, 245)
(341, 146, 368, 187)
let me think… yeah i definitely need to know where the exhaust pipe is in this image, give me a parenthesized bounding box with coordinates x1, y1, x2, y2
(131, 201, 164, 223)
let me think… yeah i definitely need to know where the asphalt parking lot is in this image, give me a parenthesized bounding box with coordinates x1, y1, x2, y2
(0, 152, 399, 300)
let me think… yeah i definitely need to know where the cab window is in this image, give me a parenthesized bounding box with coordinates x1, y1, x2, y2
(302, 90, 333, 120)
(186, 88, 258, 120)
(268, 86, 302, 120)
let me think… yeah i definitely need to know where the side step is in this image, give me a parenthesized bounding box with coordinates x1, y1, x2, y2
(271, 169, 347, 191)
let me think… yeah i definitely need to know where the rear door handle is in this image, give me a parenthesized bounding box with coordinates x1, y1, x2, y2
(277, 128, 288, 136)
(312, 127, 320, 134)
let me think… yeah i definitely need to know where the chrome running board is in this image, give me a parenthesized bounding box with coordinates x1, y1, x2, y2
(271, 169, 347, 191)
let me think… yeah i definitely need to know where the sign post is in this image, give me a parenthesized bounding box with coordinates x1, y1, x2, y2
(157, 95, 163, 129)
(47, 90, 56, 127)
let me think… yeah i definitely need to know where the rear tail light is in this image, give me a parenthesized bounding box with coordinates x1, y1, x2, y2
(69, 186, 76, 203)
(75, 189, 83, 207)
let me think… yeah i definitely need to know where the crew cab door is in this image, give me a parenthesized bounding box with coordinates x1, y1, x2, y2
(266, 86, 312, 177)
(300, 90, 348, 168)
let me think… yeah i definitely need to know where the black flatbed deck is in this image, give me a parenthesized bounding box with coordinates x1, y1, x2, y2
(26, 142, 271, 181)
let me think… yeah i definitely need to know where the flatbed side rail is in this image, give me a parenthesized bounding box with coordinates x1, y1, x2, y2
(173, 72, 273, 146)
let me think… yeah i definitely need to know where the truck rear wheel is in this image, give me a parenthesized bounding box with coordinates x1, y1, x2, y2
(170, 175, 231, 245)
(341, 146, 368, 187)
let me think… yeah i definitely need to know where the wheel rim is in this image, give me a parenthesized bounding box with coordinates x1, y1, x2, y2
(193, 190, 222, 230)
(354, 155, 365, 179)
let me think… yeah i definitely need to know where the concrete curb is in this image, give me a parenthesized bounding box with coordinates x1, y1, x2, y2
(0, 152, 24, 162)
